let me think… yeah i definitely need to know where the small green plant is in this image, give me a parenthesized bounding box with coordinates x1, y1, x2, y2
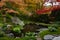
(48, 27, 57, 32)
(12, 24, 23, 33)
(2, 24, 7, 31)
(25, 32, 36, 40)
(0, 31, 6, 37)
(48, 23, 59, 32)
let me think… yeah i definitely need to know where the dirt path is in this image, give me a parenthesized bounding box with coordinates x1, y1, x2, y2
(36, 37, 42, 40)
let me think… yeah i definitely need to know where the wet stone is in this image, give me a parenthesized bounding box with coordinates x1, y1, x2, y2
(44, 35, 54, 40)
(52, 36, 60, 40)
(7, 33, 14, 37)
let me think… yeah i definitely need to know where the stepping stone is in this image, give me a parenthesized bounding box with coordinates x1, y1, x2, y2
(52, 36, 60, 40)
(44, 35, 54, 40)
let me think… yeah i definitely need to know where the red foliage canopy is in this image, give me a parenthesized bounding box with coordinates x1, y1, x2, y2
(36, 5, 60, 15)
(36, 0, 60, 15)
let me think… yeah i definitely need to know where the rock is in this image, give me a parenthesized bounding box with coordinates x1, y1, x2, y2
(16, 37, 20, 38)
(7, 33, 14, 37)
(40, 28, 48, 32)
(44, 35, 54, 40)
(11, 16, 24, 26)
(7, 25, 12, 28)
(52, 36, 60, 40)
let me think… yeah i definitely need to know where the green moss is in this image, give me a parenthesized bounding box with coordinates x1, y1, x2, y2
(39, 30, 49, 39)
(0, 37, 36, 40)
(0, 37, 13, 40)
